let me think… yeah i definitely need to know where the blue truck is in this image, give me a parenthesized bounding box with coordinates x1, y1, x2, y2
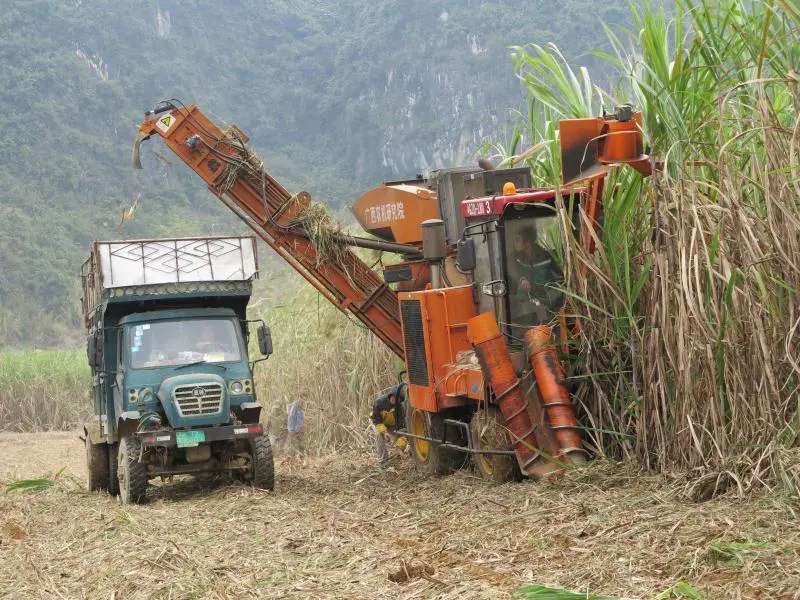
(81, 236, 274, 503)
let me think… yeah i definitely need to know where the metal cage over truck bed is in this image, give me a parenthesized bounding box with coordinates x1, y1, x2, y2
(81, 236, 259, 326)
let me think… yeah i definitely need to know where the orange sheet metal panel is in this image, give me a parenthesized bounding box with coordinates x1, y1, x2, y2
(352, 184, 439, 244)
(399, 285, 478, 412)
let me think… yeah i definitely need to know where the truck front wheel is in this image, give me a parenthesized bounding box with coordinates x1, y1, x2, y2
(107, 443, 119, 496)
(117, 437, 148, 504)
(250, 432, 275, 491)
(85, 433, 109, 492)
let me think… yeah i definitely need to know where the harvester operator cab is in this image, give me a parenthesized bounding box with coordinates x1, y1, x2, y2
(458, 188, 575, 344)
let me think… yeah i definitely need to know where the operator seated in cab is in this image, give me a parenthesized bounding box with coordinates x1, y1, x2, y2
(136, 319, 241, 367)
(370, 384, 408, 466)
(509, 225, 564, 324)
(190, 322, 235, 357)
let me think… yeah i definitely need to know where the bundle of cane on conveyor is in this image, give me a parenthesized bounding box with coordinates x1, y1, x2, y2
(214, 127, 351, 268)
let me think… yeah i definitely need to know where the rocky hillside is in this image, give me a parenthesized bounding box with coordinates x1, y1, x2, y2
(0, 0, 635, 346)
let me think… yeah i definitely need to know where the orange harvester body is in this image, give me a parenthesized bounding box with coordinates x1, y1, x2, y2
(134, 100, 648, 479)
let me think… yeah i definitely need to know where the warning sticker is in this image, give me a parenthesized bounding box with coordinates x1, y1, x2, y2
(155, 113, 175, 133)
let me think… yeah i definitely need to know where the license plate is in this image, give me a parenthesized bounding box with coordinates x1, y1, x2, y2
(176, 430, 206, 448)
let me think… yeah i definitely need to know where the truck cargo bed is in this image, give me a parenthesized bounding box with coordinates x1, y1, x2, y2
(81, 236, 258, 325)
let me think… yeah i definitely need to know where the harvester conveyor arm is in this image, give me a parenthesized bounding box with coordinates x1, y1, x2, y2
(134, 101, 405, 357)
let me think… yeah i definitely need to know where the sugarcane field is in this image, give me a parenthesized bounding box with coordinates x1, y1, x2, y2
(0, 428, 798, 600)
(1, 1, 800, 599)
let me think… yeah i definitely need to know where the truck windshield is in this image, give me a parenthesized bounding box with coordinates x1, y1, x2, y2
(504, 212, 565, 332)
(128, 318, 243, 369)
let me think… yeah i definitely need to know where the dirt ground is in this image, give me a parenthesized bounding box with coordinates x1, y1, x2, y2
(1, 432, 799, 600)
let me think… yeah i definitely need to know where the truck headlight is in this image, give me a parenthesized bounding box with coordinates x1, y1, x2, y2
(128, 387, 154, 407)
(230, 381, 244, 394)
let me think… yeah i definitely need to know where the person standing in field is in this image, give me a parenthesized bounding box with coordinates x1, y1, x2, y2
(286, 397, 305, 457)
(267, 400, 287, 454)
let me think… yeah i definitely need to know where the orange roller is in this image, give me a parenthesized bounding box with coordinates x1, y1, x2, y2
(526, 326, 585, 463)
(467, 313, 560, 477)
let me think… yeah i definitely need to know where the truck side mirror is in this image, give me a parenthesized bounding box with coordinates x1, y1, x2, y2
(456, 238, 476, 272)
(257, 325, 273, 357)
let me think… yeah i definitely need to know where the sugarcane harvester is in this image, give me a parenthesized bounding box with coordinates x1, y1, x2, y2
(134, 100, 649, 482)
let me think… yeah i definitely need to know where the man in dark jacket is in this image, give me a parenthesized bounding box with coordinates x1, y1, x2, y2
(370, 384, 408, 465)
(509, 225, 564, 324)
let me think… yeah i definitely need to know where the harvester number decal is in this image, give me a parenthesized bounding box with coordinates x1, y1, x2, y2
(463, 199, 493, 217)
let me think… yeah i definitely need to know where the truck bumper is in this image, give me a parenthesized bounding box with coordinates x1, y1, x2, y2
(137, 423, 263, 448)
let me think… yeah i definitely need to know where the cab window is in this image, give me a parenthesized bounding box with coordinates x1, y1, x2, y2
(504, 209, 565, 332)
(128, 319, 242, 369)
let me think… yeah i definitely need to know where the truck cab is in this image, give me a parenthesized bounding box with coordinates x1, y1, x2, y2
(117, 308, 258, 426)
(82, 236, 274, 503)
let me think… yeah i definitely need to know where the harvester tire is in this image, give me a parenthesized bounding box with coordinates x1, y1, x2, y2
(406, 403, 464, 476)
(107, 443, 120, 496)
(117, 437, 147, 504)
(470, 406, 521, 484)
(85, 433, 109, 492)
(250, 432, 275, 491)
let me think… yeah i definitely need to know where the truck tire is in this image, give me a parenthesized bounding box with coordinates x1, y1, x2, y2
(470, 406, 521, 483)
(406, 403, 465, 476)
(85, 433, 109, 492)
(250, 432, 275, 491)
(117, 437, 147, 504)
(107, 442, 119, 496)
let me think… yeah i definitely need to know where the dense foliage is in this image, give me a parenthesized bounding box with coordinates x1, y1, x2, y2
(505, 0, 800, 483)
(0, 0, 633, 348)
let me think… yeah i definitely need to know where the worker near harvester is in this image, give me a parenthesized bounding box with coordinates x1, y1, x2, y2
(370, 384, 408, 465)
(267, 400, 288, 454)
(286, 396, 305, 458)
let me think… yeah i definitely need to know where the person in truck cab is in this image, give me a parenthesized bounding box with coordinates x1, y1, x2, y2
(510, 225, 563, 314)
(370, 384, 408, 465)
(191, 322, 233, 358)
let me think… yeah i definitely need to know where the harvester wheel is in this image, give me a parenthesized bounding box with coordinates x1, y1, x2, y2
(107, 442, 120, 496)
(406, 403, 464, 476)
(470, 406, 521, 483)
(250, 432, 275, 491)
(117, 437, 147, 504)
(85, 433, 109, 492)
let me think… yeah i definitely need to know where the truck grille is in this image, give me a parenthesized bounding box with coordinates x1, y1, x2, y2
(401, 300, 429, 387)
(173, 383, 224, 417)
